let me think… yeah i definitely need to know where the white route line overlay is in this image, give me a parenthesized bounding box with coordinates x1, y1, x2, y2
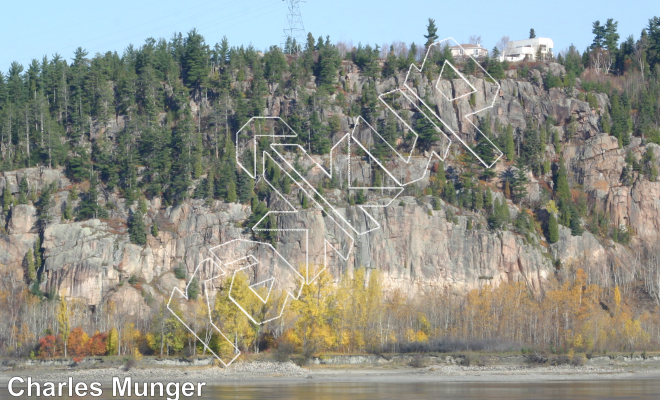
(169, 37, 503, 366)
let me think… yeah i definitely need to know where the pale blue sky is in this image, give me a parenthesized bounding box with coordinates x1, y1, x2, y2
(1, 0, 656, 70)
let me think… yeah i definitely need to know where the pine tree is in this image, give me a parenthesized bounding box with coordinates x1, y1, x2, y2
(139, 197, 148, 214)
(226, 180, 237, 203)
(424, 19, 439, 48)
(237, 172, 252, 204)
(554, 158, 570, 204)
(529, 29, 536, 39)
(151, 223, 159, 237)
(473, 189, 483, 210)
(511, 159, 530, 203)
(548, 214, 559, 243)
(282, 175, 292, 194)
(128, 210, 147, 246)
(570, 206, 583, 236)
(63, 201, 73, 220)
(18, 176, 28, 204)
(2, 185, 11, 212)
(77, 174, 99, 220)
(488, 198, 503, 229)
(484, 188, 493, 210)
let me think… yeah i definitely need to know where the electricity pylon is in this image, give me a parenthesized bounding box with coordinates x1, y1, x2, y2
(281, 0, 305, 54)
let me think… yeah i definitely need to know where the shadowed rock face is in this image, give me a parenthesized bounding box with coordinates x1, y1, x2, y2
(0, 63, 656, 308)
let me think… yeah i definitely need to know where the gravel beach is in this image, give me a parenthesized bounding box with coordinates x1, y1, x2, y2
(2, 362, 660, 385)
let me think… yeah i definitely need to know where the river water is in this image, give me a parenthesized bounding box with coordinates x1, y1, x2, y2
(9, 379, 658, 399)
(204, 380, 660, 399)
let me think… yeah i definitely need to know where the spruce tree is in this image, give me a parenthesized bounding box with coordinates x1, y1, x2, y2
(77, 174, 99, 220)
(237, 172, 254, 204)
(151, 223, 159, 237)
(128, 210, 147, 246)
(511, 159, 530, 203)
(63, 201, 73, 220)
(139, 197, 148, 214)
(473, 189, 483, 210)
(2, 185, 11, 212)
(424, 19, 439, 48)
(554, 158, 571, 204)
(569, 206, 583, 236)
(548, 214, 559, 243)
(18, 177, 28, 204)
(484, 188, 493, 210)
(226, 180, 237, 203)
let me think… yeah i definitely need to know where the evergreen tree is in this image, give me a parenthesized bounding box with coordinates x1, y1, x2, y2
(484, 188, 493, 210)
(2, 185, 11, 212)
(464, 57, 477, 75)
(511, 159, 529, 203)
(128, 210, 147, 246)
(226, 180, 237, 203)
(547, 213, 559, 243)
(181, 29, 209, 91)
(18, 177, 28, 204)
(151, 222, 159, 237)
(554, 158, 570, 204)
(237, 172, 254, 204)
(591, 21, 605, 49)
(77, 174, 100, 220)
(414, 112, 440, 151)
(570, 206, 583, 236)
(424, 19, 439, 48)
(529, 29, 536, 39)
(473, 189, 483, 210)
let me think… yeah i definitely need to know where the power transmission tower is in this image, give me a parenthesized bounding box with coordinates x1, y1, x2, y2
(281, 0, 306, 54)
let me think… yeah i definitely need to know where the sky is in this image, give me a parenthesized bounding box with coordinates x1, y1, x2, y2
(0, 0, 656, 70)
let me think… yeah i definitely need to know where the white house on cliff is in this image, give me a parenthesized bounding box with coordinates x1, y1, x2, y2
(449, 43, 488, 60)
(500, 38, 554, 62)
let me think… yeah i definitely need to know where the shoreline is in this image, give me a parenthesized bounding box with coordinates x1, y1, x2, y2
(3, 362, 660, 385)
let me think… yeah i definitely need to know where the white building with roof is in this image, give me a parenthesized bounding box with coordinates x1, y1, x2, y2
(450, 43, 488, 60)
(500, 38, 554, 62)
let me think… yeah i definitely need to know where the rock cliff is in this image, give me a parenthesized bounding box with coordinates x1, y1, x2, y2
(0, 63, 656, 309)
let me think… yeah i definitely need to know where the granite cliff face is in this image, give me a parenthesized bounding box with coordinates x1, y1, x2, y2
(0, 63, 655, 309)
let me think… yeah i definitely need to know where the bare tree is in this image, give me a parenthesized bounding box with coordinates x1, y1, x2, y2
(496, 36, 510, 55)
(391, 41, 408, 58)
(468, 35, 482, 46)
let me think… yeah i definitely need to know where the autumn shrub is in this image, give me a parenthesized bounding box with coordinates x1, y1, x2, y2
(88, 331, 108, 356)
(68, 327, 90, 357)
(38, 335, 59, 358)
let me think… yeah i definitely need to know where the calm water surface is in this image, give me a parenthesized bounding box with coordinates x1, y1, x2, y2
(9, 380, 660, 400)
